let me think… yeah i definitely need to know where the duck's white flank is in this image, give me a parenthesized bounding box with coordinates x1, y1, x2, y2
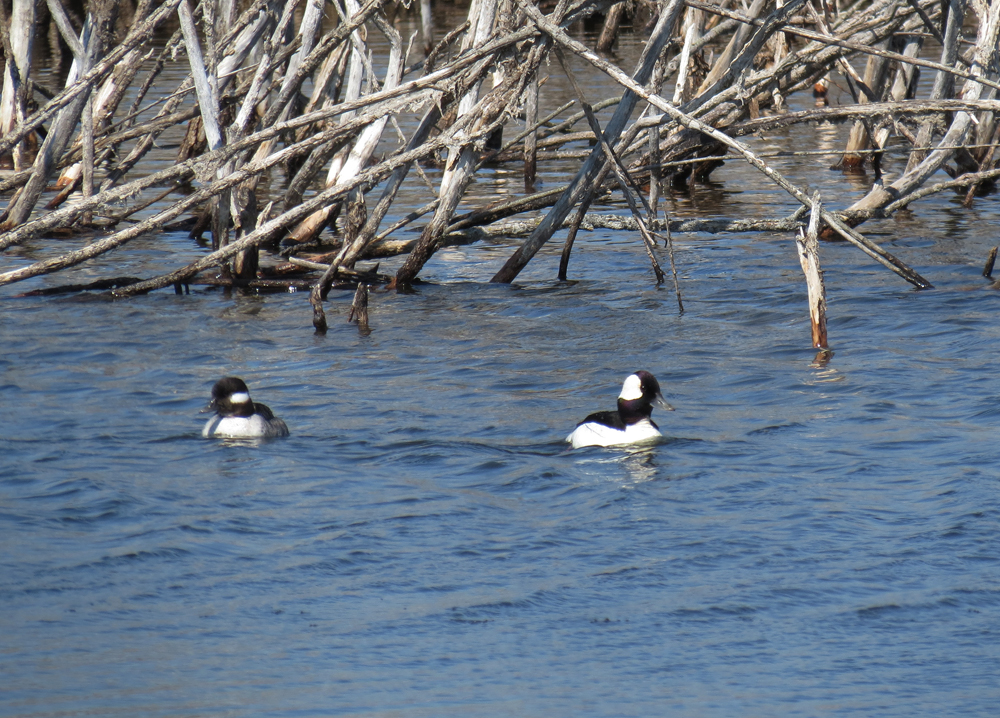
(566, 419, 662, 448)
(202, 414, 289, 439)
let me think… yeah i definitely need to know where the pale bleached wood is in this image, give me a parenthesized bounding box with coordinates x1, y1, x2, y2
(850, 0, 1000, 215)
(904, 0, 966, 174)
(696, 0, 767, 95)
(672, 8, 701, 105)
(523, 74, 539, 187)
(0, 0, 181, 162)
(0, 0, 37, 170)
(285, 0, 372, 244)
(178, 0, 223, 152)
(394, 0, 502, 286)
(796, 194, 829, 350)
(491, 0, 932, 289)
(1, 0, 116, 229)
(420, 0, 433, 54)
(491, 0, 687, 283)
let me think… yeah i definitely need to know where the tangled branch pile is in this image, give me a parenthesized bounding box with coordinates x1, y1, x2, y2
(2, 0, 1000, 323)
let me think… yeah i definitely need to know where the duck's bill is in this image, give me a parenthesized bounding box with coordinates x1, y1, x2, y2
(655, 394, 675, 411)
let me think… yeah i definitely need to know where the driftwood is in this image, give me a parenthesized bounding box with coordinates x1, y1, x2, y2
(0, 0, 37, 171)
(3, 0, 1000, 338)
(984, 246, 998, 278)
(796, 193, 829, 350)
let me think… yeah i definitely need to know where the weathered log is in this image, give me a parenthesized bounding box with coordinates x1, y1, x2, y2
(904, 0, 966, 174)
(394, 0, 506, 287)
(849, 0, 1000, 216)
(983, 247, 998, 279)
(492, 0, 686, 283)
(796, 193, 829, 350)
(0, 0, 38, 170)
(596, 1, 625, 53)
(348, 282, 370, 334)
(493, 0, 932, 289)
(0, 0, 183, 160)
(523, 74, 539, 189)
(557, 49, 664, 283)
(4, 0, 998, 309)
(1, 0, 117, 229)
(833, 36, 892, 171)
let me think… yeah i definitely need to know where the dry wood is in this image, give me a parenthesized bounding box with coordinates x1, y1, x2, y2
(0, 0, 37, 170)
(849, 0, 1000, 217)
(348, 282, 371, 334)
(394, 0, 512, 287)
(495, 0, 932, 289)
(523, 74, 539, 188)
(2, 0, 117, 229)
(904, 0, 965, 174)
(834, 36, 892, 170)
(492, 0, 687, 283)
(796, 193, 829, 350)
(556, 49, 665, 283)
(3, 0, 1000, 314)
(597, 2, 626, 53)
(984, 247, 998, 278)
(0, 0, 183, 160)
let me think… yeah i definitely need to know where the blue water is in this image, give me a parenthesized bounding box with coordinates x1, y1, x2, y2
(4, 201, 1000, 715)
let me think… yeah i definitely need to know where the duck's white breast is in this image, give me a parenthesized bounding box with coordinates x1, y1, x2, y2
(202, 415, 289, 439)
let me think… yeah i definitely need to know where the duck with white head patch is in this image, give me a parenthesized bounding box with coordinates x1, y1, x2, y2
(566, 371, 673, 448)
(202, 377, 289, 439)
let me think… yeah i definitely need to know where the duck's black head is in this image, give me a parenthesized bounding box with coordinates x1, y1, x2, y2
(617, 370, 673, 424)
(209, 376, 255, 417)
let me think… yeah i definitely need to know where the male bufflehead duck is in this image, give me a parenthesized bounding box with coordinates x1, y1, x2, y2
(566, 371, 673, 448)
(202, 377, 289, 439)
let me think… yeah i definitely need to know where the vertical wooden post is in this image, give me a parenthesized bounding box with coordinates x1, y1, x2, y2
(523, 74, 538, 190)
(421, 0, 433, 55)
(81, 93, 94, 224)
(983, 246, 998, 278)
(796, 194, 829, 350)
(835, 38, 891, 170)
(349, 283, 370, 335)
(0, 0, 37, 171)
(648, 57, 665, 218)
(596, 2, 625, 53)
(770, 0, 787, 111)
(672, 8, 701, 105)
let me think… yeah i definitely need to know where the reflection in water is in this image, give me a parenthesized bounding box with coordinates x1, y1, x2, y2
(617, 445, 663, 486)
(810, 348, 834, 369)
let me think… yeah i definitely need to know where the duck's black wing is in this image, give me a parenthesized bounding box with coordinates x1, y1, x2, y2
(578, 410, 626, 430)
(253, 402, 276, 420)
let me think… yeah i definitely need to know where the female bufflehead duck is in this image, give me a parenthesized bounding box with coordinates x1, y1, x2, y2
(202, 377, 289, 439)
(567, 371, 673, 448)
